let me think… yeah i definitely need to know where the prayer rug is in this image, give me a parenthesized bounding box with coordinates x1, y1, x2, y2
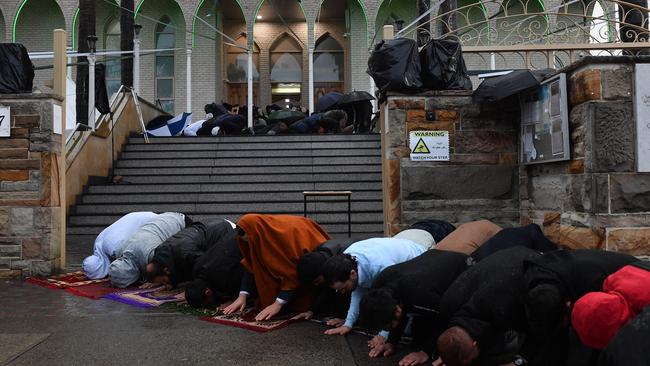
(166, 302, 219, 317)
(105, 287, 185, 308)
(201, 308, 297, 333)
(64, 282, 121, 300)
(26, 271, 109, 289)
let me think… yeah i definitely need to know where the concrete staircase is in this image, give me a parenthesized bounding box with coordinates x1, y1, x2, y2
(66, 134, 383, 266)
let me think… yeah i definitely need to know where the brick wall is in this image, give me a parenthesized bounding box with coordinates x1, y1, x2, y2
(382, 91, 520, 235)
(521, 57, 650, 256)
(0, 94, 64, 278)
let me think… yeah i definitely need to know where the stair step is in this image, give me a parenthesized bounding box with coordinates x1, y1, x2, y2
(113, 164, 380, 176)
(119, 149, 380, 159)
(129, 134, 380, 144)
(81, 191, 383, 204)
(73, 201, 383, 215)
(123, 141, 381, 151)
(116, 156, 381, 168)
(69, 212, 383, 226)
(110, 173, 381, 184)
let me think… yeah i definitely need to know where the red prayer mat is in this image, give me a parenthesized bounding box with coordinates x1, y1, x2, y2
(105, 286, 186, 308)
(64, 282, 121, 299)
(201, 308, 297, 333)
(26, 271, 109, 289)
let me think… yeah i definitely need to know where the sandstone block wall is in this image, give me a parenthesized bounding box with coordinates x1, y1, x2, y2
(0, 94, 64, 277)
(521, 58, 650, 255)
(382, 91, 520, 235)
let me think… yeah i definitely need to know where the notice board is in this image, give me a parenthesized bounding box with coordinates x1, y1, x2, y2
(520, 73, 570, 164)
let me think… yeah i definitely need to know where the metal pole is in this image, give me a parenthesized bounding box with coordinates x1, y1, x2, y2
(308, 46, 314, 115)
(88, 51, 96, 130)
(303, 195, 307, 217)
(186, 47, 192, 113)
(247, 49, 253, 128)
(134, 34, 141, 94)
(347, 194, 351, 238)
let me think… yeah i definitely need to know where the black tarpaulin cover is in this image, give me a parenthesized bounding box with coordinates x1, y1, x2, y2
(419, 38, 472, 91)
(367, 38, 423, 96)
(0, 43, 35, 94)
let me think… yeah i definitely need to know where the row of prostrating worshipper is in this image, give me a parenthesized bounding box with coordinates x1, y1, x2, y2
(82, 212, 650, 366)
(146, 93, 375, 137)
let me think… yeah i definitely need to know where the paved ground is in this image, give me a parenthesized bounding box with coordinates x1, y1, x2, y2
(0, 280, 419, 366)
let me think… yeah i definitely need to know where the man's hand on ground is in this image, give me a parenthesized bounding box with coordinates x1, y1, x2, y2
(138, 282, 158, 289)
(432, 357, 444, 366)
(325, 318, 344, 327)
(255, 301, 283, 321)
(368, 342, 395, 358)
(223, 294, 247, 315)
(291, 311, 314, 320)
(399, 351, 429, 366)
(324, 325, 352, 335)
(367, 334, 386, 350)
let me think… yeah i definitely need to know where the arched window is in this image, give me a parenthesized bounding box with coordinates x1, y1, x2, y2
(314, 34, 344, 102)
(270, 34, 302, 104)
(155, 16, 175, 113)
(225, 35, 260, 106)
(104, 18, 121, 97)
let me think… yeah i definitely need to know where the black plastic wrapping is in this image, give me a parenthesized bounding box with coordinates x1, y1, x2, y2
(367, 38, 423, 97)
(420, 38, 472, 90)
(0, 43, 35, 94)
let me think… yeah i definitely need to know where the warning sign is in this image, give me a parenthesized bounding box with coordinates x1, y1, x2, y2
(409, 131, 450, 161)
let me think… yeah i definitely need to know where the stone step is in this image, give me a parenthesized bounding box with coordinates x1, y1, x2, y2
(69, 212, 383, 226)
(123, 141, 381, 151)
(115, 156, 381, 168)
(119, 149, 380, 159)
(128, 134, 380, 144)
(72, 200, 383, 215)
(85, 181, 382, 194)
(80, 191, 383, 204)
(111, 173, 382, 184)
(112, 164, 381, 176)
(67, 222, 384, 236)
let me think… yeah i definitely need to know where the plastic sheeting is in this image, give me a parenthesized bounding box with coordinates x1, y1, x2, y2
(0, 43, 35, 93)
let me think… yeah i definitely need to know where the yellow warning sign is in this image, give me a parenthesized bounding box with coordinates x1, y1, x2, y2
(412, 138, 430, 154)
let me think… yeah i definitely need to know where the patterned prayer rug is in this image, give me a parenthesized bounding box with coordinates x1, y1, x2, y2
(26, 271, 109, 289)
(105, 287, 185, 308)
(64, 282, 121, 299)
(201, 308, 297, 333)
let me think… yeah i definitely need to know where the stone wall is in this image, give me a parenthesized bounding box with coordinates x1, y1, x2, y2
(381, 91, 520, 235)
(0, 94, 64, 278)
(521, 57, 650, 256)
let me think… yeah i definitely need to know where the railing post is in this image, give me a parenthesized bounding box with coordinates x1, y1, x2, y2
(186, 47, 192, 113)
(53, 29, 67, 270)
(247, 49, 253, 129)
(88, 50, 96, 130)
(308, 46, 314, 115)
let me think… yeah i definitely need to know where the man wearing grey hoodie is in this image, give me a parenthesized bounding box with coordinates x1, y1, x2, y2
(108, 212, 190, 288)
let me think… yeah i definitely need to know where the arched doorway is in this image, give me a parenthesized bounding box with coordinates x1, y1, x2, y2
(313, 33, 344, 102)
(13, 0, 66, 89)
(269, 33, 303, 107)
(255, 0, 307, 107)
(226, 35, 260, 107)
(136, 0, 186, 115)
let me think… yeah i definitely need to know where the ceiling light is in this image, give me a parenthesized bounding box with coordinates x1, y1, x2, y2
(257, 15, 262, 19)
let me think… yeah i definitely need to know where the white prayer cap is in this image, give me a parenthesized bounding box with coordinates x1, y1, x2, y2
(83, 254, 109, 279)
(393, 228, 435, 249)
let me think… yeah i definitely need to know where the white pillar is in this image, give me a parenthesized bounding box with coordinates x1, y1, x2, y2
(247, 49, 253, 128)
(186, 47, 192, 113)
(308, 47, 314, 115)
(134, 37, 141, 94)
(490, 53, 496, 70)
(88, 52, 96, 130)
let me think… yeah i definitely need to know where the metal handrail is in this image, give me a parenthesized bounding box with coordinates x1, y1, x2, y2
(303, 191, 353, 238)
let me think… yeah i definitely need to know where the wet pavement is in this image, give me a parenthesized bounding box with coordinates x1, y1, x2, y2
(0, 280, 419, 365)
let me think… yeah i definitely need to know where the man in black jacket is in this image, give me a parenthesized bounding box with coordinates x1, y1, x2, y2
(470, 223, 557, 262)
(358, 249, 472, 366)
(292, 238, 356, 322)
(436, 247, 542, 366)
(184, 221, 242, 308)
(145, 219, 235, 288)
